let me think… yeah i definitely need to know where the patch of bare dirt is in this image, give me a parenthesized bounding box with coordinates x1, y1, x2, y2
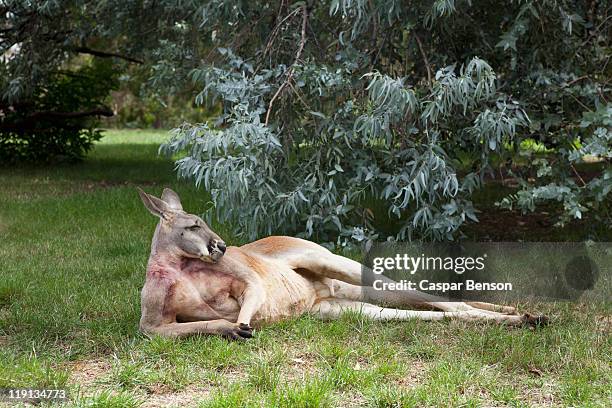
(516, 378, 560, 407)
(67, 359, 112, 389)
(141, 386, 211, 408)
(336, 391, 368, 407)
(595, 314, 612, 334)
(478, 371, 562, 407)
(66, 360, 221, 407)
(394, 360, 428, 388)
(283, 351, 322, 381)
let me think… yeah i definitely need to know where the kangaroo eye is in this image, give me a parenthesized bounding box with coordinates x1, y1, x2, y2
(187, 225, 201, 231)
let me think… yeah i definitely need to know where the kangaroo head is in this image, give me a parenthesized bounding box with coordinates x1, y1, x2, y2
(137, 187, 226, 262)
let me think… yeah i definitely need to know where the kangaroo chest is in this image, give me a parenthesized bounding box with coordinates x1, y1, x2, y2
(171, 259, 244, 322)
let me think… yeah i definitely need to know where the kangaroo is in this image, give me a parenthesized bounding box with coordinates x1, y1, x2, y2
(137, 188, 548, 339)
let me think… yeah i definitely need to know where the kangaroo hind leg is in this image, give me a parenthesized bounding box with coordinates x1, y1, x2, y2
(312, 299, 526, 325)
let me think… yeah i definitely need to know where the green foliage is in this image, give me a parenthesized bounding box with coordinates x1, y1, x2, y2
(2, 1, 610, 241)
(105, 92, 216, 129)
(500, 104, 611, 226)
(0, 1, 125, 163)
(0, 59, 119, 163)
(158, 0, 610, 245)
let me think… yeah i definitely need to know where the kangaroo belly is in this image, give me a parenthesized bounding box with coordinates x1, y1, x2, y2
(174, 256, 325, 324)
(253, 261, 320, 323)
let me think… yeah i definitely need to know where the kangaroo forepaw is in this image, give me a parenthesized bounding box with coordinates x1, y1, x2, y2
(223, 323, 254, 341)
(238, 323, 254, 337)
(239, 323, 253, 332)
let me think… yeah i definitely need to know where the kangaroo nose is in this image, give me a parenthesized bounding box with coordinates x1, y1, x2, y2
(217, 241, 226, 253)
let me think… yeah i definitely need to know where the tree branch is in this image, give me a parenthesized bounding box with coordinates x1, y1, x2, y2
(570, 163, 587, 187)
(73, 46, 143, 64)
(265, 5, 308, 126)
(260, 6, 301, 64)
(414, 32, 433, 86)
(29, 108, 114, 119)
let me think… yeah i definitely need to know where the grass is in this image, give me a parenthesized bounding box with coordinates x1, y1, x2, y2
(0, 129, 610, 407)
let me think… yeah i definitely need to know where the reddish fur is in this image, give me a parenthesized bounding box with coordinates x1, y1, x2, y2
(162, 282, 177, 316)
(146, 255, 181, 318)
(180, 257, 203, 275)
(147, 255, 179, 280)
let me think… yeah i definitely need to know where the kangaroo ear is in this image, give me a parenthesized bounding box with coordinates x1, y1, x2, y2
(161, 188, 183, 211)
(137, 188, 171, 220)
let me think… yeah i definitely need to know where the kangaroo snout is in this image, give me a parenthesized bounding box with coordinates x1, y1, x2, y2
(208, 240, 227, 261)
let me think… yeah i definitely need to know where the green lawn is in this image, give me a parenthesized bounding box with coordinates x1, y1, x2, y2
(0, 129, 610, 407)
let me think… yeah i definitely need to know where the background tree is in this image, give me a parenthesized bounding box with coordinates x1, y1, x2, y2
(0, 0, 199, 161)
(2, 1, 610, 244)
(0, 1, 121, 162)
(160, 0, 611, 245)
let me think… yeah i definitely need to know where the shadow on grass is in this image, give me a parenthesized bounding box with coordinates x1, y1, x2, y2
(0, 142, 196, 206)
(2, 143, 171, 181)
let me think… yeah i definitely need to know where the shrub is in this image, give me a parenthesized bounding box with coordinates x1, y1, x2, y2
(0, 59, 118, 164)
